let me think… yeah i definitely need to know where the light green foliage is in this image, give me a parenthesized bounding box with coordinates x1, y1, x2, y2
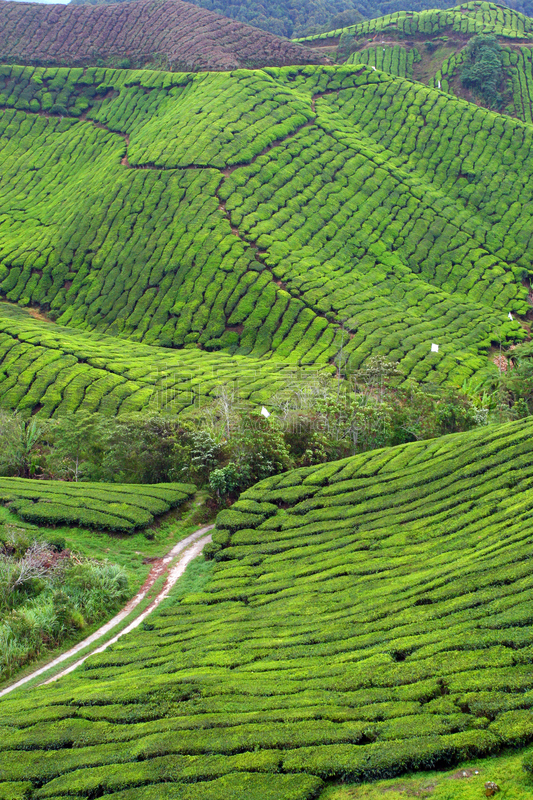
(347, 45, 420, 79)
(300, 2, 533, 124)
(1, 419, 533, 796)
(0, 61, 530, 407)
(322, 745, 533, 798)
(0, 303, 321, 416)
(295, 1, 533, 43)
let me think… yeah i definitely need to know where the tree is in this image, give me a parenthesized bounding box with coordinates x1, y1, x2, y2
(0, 411, 46, 478)
(461, 35, 503, 108)
(47, 412, 100, 481)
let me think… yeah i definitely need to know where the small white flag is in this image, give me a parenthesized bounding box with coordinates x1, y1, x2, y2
(508, 312, 513, 321)
(431, 343, 439, 353)
(261, 407, 270, 418)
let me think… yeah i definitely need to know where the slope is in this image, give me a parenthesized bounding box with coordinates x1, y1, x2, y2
(0, 303, 319, 416)
(69, 0, 533, 41)
(0, 62, 532, 409)
(297, 1, 533, 124)
(0, 0, 325, 72)
(296, 1, 533, 45)
(1, 418, 533, 799)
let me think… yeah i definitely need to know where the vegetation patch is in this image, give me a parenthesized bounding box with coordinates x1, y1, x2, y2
(0, 61, 529, 396)
(0, 520, 129, 681)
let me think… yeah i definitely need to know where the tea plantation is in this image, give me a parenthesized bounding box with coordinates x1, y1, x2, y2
(0, 58, 532, 406)
(0, 478, 195, 531)
(0, 303, 323, 416)
(0, 0, 324, 72)
(296, 1, 533, 43)
(0, 418, 532, 798)
(300, 2, 533, 123)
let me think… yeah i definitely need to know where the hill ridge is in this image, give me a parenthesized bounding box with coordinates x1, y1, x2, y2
(0, 0, 326, 72)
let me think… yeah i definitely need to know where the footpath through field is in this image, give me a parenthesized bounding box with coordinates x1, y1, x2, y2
(0, 525, 214, 698)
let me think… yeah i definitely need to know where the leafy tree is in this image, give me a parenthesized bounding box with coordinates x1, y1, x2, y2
(47, 412, 101, 482)
(209, 462, 241, 501)
(0, 412, 46, 478)
(461, 35, 504, 108)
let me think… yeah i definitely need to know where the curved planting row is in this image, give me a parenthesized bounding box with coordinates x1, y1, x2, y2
(0, 478, 195, 531)
(503, 46, 533, 123)
(0, 303, 320, 416)
(0, 62, 530, 390)
(346, 44, 421, 78)
(295, 0, 533, 42)
(0, 0, 324, 72)
(0, 419, 533, 797)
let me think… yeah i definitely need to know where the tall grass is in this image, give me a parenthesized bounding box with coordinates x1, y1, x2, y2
(0, 526, 128, 681)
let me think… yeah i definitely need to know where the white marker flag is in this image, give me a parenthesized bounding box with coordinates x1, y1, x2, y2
(508, 312, 513, 321)
(261, 407, 270, 418)
(431, 343, 439, 353)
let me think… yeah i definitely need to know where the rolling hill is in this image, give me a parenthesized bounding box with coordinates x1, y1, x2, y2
(297, 1, 533, 123)
(1, 59, 533, 417)
(69, 0, 533, 41)
(1, 418, 533, 798)
(0, 0, 325, 72)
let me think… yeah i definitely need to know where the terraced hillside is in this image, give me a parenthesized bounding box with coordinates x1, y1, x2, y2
(1, 418, 533, 798)
(0, 0, 325, 72)
(0, 477, 195, 531)
(0, 61, 531, 409)
(70, 0, 533, 39)
(296, 1, 533, 44)
(297, 2, 533, 123)
(0, 303, 319, 416)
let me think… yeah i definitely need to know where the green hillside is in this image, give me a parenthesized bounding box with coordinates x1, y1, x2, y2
(68, 0, 533, 40)
(0, 303, 319, 416)
(1, 60, 532, 415)
(297, 0, 533, 40)
(1, 418, 533, 797)
(297, 2, 533, 123)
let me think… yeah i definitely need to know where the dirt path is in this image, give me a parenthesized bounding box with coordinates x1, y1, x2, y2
(0, 525, 214, 698)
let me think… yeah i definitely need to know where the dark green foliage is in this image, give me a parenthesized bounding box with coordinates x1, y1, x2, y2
(461, 35, 504, 107)
(68, 0, 533, 40)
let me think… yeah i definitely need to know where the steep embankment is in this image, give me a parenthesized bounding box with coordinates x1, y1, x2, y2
(1, 419, 533, 798)
(0, 0, 325, 71)
(0, 61, 532, 416)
